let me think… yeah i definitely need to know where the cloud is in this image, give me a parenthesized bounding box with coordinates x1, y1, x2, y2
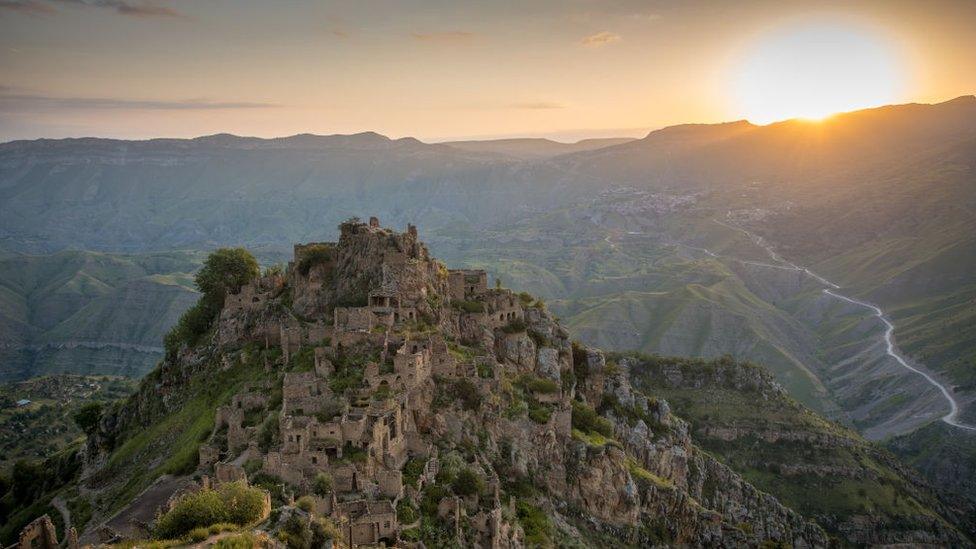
(0, 92, 278, 112)
(411, 31, 474, 43)
(581, 31, 621, 47)
(0, 0, 56, 14)
(508, 102, 566, 110)
(50, 0, 183, 18)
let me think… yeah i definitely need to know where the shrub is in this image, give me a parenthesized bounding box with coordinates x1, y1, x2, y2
(501, 318, 526, 334)
(153, 481, 266, 540)
(452, 379, 482, 411)
(73, 402, 103, 435)
(313, 472, 332, 496)
(517, 374, 559, 395)
(516, 501, 553, 546)
(296, 496, 315, 513)
(402, 457, 426, 489)
(397, 499, 419, 524)
(571, 400, 615, 438)
(452, 468, 485, 497)
(296, 244, 333, 275)
(195, 247, 260, 303)
(279, 514, 312, 549)
(527, 402, 552, 424)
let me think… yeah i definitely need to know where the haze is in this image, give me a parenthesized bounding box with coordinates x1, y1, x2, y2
(1, 0, 975, 142)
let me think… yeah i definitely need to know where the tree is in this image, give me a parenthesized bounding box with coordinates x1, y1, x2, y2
(194, 247, 260, 304)
(73, 402, 103, 435)
(451, 467, 484, 497)
(164, 247, 259, 359)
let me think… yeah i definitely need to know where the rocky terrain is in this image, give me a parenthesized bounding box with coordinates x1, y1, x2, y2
(3, 218, 971, 548)
(622, 352, 975, 545)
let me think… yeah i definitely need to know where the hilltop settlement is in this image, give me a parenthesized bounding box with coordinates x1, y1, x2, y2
(7, 217, 970, 548)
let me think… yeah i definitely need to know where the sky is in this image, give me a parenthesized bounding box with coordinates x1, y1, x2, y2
(1, 0, 975, 143)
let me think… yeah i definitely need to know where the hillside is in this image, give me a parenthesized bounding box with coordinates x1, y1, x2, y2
(620, 352, 974, 545)
(0, 251, 201, 381)
(2, 219, 972, 548)
(1, 97, 974, 512)
(0, 374, 136, 470)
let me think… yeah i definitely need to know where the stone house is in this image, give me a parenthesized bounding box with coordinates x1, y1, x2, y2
(336, 500, 398, 546)
(448, 269, 488, 301)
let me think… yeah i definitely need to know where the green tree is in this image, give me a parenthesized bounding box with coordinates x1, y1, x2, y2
(194, 247, 260, 304)
(164, 248, 259, 359)
(451, 468, 484, 497)
(73, 402, 103, 435)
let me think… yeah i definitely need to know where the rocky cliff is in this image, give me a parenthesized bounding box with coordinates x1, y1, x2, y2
(53, 218, 838, 548)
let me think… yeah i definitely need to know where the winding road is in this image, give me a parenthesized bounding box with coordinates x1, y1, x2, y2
(711, 218, 976, 432)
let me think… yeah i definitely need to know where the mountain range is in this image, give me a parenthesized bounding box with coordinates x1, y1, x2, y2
(1, 96, 974, 504)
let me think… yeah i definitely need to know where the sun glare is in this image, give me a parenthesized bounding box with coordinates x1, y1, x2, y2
(732, 20, 906, 124)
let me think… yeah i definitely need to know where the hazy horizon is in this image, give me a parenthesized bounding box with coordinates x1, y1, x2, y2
(3, 0, 976, 142)
(1, 93, 972, 146)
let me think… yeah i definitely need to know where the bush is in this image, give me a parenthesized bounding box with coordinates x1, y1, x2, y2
(397, 499, 419, 524)
(313, 472, 332, 496)
(73, 402, 103, 435)
(516, 501, 553, 546)
(195, 247, 260, 303)
(296, 244, 333, 276)
(402, 457, 426, 489)
(517, 374, 559, 395)
(279, 514, 312, 549)
(527, 402, 552, 424)
(501, 318, 526, 334)
(187, 527, 210, 543)
(296, 495, 315, 512)
(153, 481, 266, 540)
(571, 400, 615, 438)
(452, 468, 485, 497)
(278, 514, 339, 549)
(452, 379, 482, 411)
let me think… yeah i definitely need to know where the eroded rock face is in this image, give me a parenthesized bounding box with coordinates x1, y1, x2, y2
(497, 332, 536, 370)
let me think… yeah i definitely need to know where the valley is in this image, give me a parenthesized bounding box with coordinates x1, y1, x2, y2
(1, 97, 975, 540)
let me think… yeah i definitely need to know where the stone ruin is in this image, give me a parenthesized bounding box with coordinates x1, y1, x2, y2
(7, 515, 78, 549)
(195, 217, 542, 546)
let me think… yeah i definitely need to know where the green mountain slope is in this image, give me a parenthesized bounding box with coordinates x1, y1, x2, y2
(0, 251, 201, 380)
(620, 352, 975, 545)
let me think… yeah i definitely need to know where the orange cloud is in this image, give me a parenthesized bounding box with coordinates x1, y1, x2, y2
(581, 31, 621, 47)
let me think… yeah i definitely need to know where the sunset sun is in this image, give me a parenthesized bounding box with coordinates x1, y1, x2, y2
(732, 21, 906, 124)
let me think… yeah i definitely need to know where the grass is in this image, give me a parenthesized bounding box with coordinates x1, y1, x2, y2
(571, 428, 619, 449)
(96, 351, 273, 513)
